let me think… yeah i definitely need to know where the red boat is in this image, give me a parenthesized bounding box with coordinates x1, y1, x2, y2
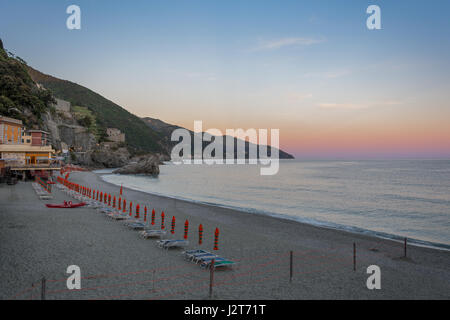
(46, 201, 86, 208)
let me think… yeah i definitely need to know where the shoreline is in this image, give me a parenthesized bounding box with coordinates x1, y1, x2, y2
(97, 171, 450, 252)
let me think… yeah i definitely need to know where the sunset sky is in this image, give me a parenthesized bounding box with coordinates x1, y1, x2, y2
(1, 0, 449, 158)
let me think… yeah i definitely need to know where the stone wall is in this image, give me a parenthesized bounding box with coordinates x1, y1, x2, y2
(53, 98, 71, 112)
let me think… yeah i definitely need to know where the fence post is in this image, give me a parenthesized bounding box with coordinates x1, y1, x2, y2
(41, 277, 46, 300)
(152, 270, 156, 292)
(353, 243, 356, 271)
(289, 250, 293, 283)
(31, 282, 35, 300)
(404, 237, 407, 258)
(209, 259, 215, 298)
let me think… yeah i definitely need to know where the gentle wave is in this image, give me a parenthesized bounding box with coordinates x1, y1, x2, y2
(98, 160, 450, 250)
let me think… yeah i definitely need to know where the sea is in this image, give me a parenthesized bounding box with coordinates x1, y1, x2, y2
(97, 160, 450, 250)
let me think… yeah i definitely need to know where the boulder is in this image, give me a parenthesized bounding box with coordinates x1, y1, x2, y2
(90, 147, 130, 168)
(113, 155, 160, 176)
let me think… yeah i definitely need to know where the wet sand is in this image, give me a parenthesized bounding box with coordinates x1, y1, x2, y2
(1, 171, 449, 299)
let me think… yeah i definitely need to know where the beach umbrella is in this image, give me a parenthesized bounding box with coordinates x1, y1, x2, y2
(113, 196, 116, 208)
(108, 194, 111, 206)
(214, 228, 219, 250)
(129, 202, 133, 216)
(123, 199, 127, 213)
(144, 206, 147, 222)
(184, 220, 189, 239)
(171, 216, 176, 234)
(151, 209, 155, 225)
(118, 197, 122, 210)
(96, 190, 99, 201)
(120, 184, 123, 196)
(100, 192, 103, 202)
(135, 204, 140, 219)
(161, 211, 165, 229)
(198, 224, 203, 245)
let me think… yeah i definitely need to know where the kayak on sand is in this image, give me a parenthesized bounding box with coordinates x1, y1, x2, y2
(46, 201, 86, 208)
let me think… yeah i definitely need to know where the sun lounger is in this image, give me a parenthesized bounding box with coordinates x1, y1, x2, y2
(182, 249, 210, 260)
(157, 239, 189, 249)
(201, 259, 236, 269)
(191, 252, 218, 264)
(106, 211, 125, 219)
(139, 229, 167, 239)
(122, 218, 141, 226)
(98, 207, 114, 214)
(127, 221, 147, 230)
(196, 255, 225, 265)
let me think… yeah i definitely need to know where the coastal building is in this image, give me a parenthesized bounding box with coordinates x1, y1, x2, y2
(0, 116, 23, 144)
(21, 134, 32, 145)
(0, 116, 59, 178)
(27, 130, 51, 147)
(106, 128, 125, 143)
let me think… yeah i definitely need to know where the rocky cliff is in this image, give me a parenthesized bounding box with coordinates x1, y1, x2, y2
(112, 155, 161, 175)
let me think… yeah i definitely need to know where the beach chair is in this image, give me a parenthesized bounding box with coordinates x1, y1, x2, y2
(127, 221, 147, 230)
(122, 218, 142, 227)
(139, 229, 167, 239)
(201, 259, 236, 270)
(191, 252, 218, 263)
(196, 255, 225, 265)
(157, 239, 189, 249)
(105, 210, 124, 219)
(182, 249, 209, 260)
(98, 206, 112, 213)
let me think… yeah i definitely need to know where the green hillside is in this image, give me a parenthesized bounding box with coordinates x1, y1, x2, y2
(0, 40, 54, 127)
(27, 66, 165, 155)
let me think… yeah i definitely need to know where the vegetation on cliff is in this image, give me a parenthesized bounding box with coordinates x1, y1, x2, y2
(0, 40, 55, 127)
(27, 66, 166, 155)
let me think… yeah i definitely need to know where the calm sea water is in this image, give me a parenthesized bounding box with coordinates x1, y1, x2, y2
(99, 160, 450, 249)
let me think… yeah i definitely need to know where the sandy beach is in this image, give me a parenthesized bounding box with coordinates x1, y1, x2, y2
(1, 171, 449, 300)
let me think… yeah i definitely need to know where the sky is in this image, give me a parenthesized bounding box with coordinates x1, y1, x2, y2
(1, 0, 450, 159)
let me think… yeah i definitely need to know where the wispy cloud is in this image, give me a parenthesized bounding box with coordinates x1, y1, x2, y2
(253, 37, 325, 51)
(317, 100, 405, 110)
(318, 103, 369, 110)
